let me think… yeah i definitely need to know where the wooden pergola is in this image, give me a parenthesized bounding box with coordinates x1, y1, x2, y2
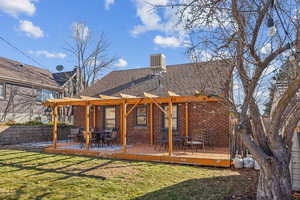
(43, 92, 222, 156)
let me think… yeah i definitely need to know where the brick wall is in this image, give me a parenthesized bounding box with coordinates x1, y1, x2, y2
(73, 101, 229, 147)
(0, 125, 70, 145)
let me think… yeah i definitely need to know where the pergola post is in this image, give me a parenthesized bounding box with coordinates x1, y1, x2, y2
(119, 104, 123, 144)
(85, 104, 90, 149)
(149, 103, 153, 145)
(52, 105, 58, 149)
(185, 103, 189, 137)
(93, 105, 96, 129)
(122, 102, 127, 152)
(168, 102, 173, 156)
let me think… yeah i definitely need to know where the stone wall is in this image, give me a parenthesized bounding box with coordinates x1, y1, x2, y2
(0, 125, 70, 145)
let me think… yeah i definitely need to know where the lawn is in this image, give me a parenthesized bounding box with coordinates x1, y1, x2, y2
(0, 149, 257, 200)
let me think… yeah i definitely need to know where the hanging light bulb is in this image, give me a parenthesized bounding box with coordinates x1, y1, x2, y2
(267, 17, 274, 28)
(268, 26, 277, 37)
(289, 55, 296, 62)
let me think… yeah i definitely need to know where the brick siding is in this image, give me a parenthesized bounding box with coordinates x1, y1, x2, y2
(73, 101, 229, 147)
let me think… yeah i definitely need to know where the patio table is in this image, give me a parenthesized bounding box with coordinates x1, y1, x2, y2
(92, 130, 111, 147)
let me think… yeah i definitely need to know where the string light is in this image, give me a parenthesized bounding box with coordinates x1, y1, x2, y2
(289, 55, 296, 62)
(267, 17, 274, 28)
(267, 0, 276, 37)
(268, 26, 277, 37)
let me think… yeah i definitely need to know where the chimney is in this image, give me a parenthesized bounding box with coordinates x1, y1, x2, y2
(150, 54, 166, 75)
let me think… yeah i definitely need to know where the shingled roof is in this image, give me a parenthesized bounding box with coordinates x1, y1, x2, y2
(0, 57, 74, 91)
(80, 60, 233, 98)
(52, 70, 76, 86)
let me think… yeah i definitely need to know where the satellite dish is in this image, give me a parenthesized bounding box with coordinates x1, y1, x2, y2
(56, 65, 64, 72)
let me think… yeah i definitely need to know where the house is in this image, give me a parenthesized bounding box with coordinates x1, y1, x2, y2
(0, 57, 78, 123)
(74, 54, 233, 147)
(271, 62, 300, 191)
(43, 54, 234, 167)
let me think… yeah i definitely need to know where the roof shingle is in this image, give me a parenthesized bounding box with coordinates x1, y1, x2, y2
(81, 60, 232, 97)
(0, 57, 75, 90)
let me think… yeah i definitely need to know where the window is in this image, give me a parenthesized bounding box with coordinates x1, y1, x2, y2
(36, 89, 60, 102)
(136, 106, 147, 126)
(0, 83, 5, 99)
(104, 107, 116, 130)
(36, 90, 42, 102)
(163, 104, 178, 132)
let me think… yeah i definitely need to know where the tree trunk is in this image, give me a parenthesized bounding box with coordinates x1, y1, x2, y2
(257, 160, 292, 200)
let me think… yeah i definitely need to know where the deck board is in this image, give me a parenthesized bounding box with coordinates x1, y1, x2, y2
(44, 143, 231, 167)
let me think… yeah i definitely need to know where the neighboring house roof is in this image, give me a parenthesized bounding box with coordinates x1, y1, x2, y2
(0, 57, 75, 91)
(53, 70, 77, 86)
(80, 60, 233, 98)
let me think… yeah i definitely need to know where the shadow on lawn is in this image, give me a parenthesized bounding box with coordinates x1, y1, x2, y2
(0, 148, 111, 180)
(0, 147, 154, 183)
(0, 160, 107, 180)
(133, 174, 256, 200)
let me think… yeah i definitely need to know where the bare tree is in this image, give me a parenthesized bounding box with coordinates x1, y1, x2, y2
(159, 0, 299, 199)
(66, 23, 116, 92)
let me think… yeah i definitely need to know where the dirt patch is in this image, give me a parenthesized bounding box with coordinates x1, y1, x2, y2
(225, 169, 258, 200)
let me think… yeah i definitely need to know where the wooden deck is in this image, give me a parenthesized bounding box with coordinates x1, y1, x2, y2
(44, 143, 231, 167)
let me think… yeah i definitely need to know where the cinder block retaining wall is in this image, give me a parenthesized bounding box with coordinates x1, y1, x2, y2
(0, 125, 70, 145)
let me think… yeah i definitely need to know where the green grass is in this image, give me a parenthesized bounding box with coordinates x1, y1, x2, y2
(0, 149, 255, 200)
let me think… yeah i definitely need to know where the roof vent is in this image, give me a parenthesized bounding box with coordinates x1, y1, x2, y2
(150, 54, 166, 75)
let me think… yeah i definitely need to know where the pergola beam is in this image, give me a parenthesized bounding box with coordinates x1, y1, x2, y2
(99, 94, 119, 99)
(144, 92, 158, 98)
(63, 97, 79, 100)
(120, 93, 139, 98)
(152, 98, 168, 115)
(125, 99, 142, 117)
(168, 91, 179, 97)
(80, 96, 101, 100)
(44, 95, 221, 107)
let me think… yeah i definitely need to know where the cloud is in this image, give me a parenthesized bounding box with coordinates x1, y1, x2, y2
(72, 22, 89, 41)
(115, 58, 128, 67)
(0, 0, 37, 17)
(131, 0, 189, 48)
(104, 0, 115, 10)
(19, 20, 44, 38)
(28, 50, 67, 59)
(131, 0, 232, 50)
(153, 35, 181, 48)
(131, 0, 175, 36)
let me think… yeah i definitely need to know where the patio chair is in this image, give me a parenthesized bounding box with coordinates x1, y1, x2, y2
(183, 136, 204, 153)
(154, 128, 168, 151)
(67, 128, 79, 143)
(104, 128, 119, 147)
(78, 128, 85, 148)
(199, 132, 215, 150)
